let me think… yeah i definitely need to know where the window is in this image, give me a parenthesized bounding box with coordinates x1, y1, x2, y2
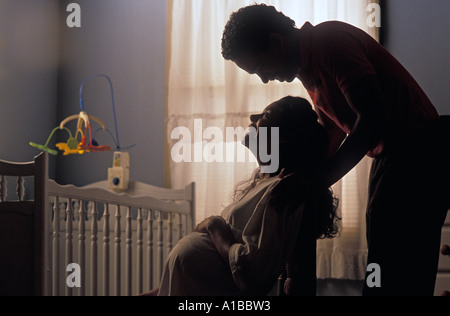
(167, 0, 378, 280)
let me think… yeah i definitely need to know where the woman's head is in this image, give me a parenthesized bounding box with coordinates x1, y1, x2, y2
(239, 96, 340, 240)
(244, 96, 329, 175)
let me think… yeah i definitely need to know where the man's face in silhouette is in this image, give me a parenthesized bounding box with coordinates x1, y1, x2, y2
(232, 34, 299, 84)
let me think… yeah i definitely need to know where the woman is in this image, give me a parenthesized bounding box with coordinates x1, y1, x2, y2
(154, 96, 340, 296)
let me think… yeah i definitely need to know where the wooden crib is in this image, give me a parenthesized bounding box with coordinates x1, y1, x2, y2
(0, 153, 195, 296)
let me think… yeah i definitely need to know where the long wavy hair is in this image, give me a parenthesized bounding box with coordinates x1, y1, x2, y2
(234, 96, 340, 239)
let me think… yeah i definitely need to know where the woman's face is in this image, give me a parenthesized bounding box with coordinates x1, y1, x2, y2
(249, 101, 283, 131)
(244, 101, 286, 171)
(244, 98, 325, 174)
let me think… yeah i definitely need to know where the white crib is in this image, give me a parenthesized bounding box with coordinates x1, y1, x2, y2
(0, 153, 195, 296)
(47, 179, 195, 296)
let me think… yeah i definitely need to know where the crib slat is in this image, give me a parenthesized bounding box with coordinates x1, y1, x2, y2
(91, 202, 99, 296)
(147, 210, 154, 290)
(114, 205, 121, 296)
(168, 213, 173, 253)
(66, 199, 74, 297)
(126, 206, 132, 296)
(158, 211, 164, 280)
(1, 176, 6, 202)
(137, 208, 143, 295)
(17, 176, 25, 202)
(78, 200, 86, 296)
(52, 197, 60, 296)
(103, 203, 110, 296)
(178, 213, 183, 242)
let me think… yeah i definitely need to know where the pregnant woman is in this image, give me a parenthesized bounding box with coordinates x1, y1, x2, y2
(152, 96, 340, 296)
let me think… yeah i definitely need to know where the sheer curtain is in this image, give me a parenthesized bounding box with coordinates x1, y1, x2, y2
(167, 0, 378, 280)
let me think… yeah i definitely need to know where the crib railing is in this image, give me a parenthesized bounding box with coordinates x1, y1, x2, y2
(46, 180, 195, 296)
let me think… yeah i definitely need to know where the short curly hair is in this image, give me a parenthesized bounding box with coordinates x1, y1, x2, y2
(222, 4, 297, 61)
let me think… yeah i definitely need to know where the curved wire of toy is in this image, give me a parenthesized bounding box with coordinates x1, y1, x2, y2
(79, 74, 121, 150)
(59, 113, 107, 131)
(91, 127, 135, 150)
(77, 123, 111, 153)
(29, 126, 75, 156)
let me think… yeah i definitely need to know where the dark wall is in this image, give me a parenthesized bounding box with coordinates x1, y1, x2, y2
(0, 0, 59, 173)
(56, 0, 167, 187)
(0, 1, 167, 188)
(382, 0, 450, 115)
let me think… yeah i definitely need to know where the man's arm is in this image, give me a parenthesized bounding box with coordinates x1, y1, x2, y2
(323, 74, 387, 187)
(315, 106, 347, 159)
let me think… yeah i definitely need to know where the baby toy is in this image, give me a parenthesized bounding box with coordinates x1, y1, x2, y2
(30, 74, 132, 156)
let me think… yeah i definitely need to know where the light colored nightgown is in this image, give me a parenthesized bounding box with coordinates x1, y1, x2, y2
(157, 176, 306, 296)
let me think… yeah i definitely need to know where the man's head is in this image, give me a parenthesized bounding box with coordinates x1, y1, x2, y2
(222, 4, 300, 83)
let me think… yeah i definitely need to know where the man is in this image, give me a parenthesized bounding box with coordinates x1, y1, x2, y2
(222, 4, 450, 296)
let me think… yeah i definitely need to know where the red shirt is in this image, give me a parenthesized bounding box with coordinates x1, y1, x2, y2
(296, 21, 439, 158)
